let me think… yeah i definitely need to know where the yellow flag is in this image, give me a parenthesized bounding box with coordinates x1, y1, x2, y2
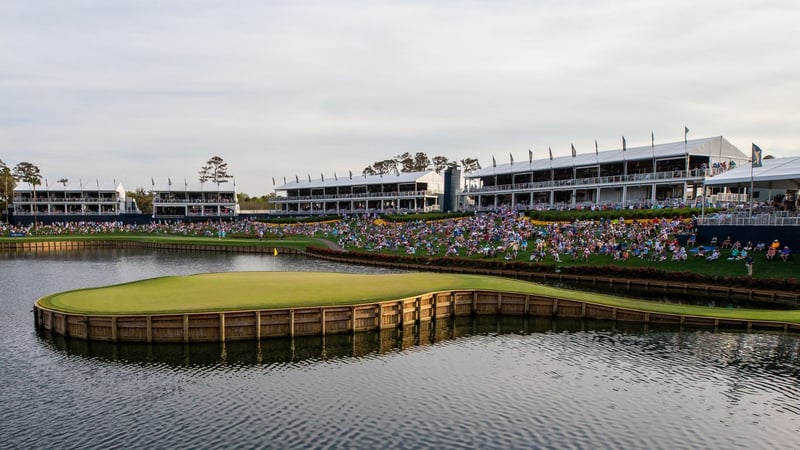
(273, 248, 278, 256)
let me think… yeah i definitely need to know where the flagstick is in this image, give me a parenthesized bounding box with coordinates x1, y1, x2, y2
(749, 151, 754, 218)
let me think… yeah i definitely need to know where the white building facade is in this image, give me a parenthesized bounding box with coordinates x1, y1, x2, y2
(273, 171, 444, 215)
(151, 181, 238, 219)
(460, 137, 748, 210)
(12, 181, 132, 217)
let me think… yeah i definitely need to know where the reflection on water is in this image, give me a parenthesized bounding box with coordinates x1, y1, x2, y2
(40, 315, 800, 378)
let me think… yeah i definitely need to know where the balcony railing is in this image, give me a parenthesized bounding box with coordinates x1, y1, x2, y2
(699, 212, 800, 227)
(461, 168, 711, 194)
(12, 197, 119, 204)
(153, 199, 236, 204)
(275, 205, 441, 215)
(273, 190, 440, 203)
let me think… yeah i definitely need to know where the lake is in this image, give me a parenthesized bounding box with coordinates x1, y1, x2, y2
(2, 249, 799, 449)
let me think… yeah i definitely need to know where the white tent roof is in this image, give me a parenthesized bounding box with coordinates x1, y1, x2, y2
(469, 136, 746, 177)
(14, 181, 123, 192)
(277, 170, 439, 190)
(704, 157, 800, 190)
(151, 180, 236, 193)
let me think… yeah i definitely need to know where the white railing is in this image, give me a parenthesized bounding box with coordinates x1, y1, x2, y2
(462, 168, 711, 194)
(699, 213, 800, 226)
(273, 190, 439, 203)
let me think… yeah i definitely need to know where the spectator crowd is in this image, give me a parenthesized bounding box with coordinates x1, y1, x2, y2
(1, 210, 790, 266)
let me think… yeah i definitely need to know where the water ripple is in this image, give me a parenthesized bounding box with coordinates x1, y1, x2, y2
(4, 251, 800, 449)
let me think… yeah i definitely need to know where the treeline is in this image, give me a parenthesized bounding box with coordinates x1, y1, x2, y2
(362, 152, 480, 176)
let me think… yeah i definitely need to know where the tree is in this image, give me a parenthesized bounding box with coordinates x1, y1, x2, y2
(13, 161, 43, 227)
(397, 152, 414, 172)
(0, 159, 16, 222)
(397, 152, 432, 172)
(199, 156, 233, 187)
(362, 159, 398, 176)
(57, 178, 69, 187)
(460, 158, 481, 173)
(364, 153, 479, 175)
(237, 192, 271, 210)
(127, 188, 154, 214)
(414, 152, 433, 171)
(431, 155, 450, 173)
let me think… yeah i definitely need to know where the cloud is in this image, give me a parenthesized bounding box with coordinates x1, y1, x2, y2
(1, 0, 799, 194)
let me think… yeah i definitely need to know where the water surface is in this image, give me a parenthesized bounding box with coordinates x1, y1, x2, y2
(2, 249, 799, 449)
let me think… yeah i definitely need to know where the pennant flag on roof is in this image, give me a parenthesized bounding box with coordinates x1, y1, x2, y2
(528, 149, 533, 163)
(571, 144, 576, 158)
(752, 143, 763, 168)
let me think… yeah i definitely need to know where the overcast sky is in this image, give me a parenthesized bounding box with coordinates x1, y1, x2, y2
(2, 0, 798, 194)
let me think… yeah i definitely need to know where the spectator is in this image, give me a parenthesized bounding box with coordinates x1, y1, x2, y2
(706, 248, 721, 262)
(781, 246, 791, 262)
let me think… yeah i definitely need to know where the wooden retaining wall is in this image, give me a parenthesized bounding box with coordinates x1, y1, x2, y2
(0, 239, 302, 255)
(34, 290, 800, 343)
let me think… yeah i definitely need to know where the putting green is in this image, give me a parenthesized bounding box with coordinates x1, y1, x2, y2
(36, 272, 800, 323)
(38, 271, 608, 315)
(38, 272, 532, 314)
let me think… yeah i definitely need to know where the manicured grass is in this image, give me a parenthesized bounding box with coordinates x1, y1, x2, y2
(342, 243, 799, 281)
(37, 272, 800, 323)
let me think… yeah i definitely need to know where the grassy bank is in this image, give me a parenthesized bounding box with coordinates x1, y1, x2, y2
(36, 271, 800, 323)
